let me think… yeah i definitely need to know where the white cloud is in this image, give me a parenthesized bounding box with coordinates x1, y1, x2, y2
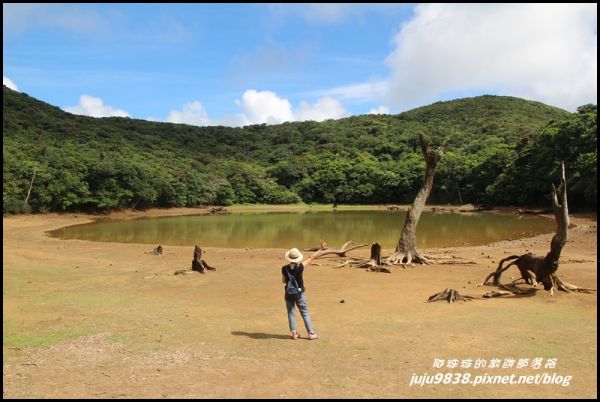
(310, 80, 387, 102)
(368, 106, 389, 115)
(296, 96, 348, 121)
(382, 3, 597, 111)
(309, 4, 596, 112)
(3, 76, 18, 91)
(167, 101, 211, 126)
(148, 91, 348, 127)
(233, 90, 348, 125)
(63, 95, 130, 118)
(235, 90, 295, 125)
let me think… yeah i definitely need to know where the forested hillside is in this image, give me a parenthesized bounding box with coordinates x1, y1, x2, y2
(3, 86, 596, 213)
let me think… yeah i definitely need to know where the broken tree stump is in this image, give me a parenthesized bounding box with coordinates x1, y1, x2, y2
(427, 288, 475, 303)
(192, 245, 216, 273)
(359, 243, 391, 273)
(174, 245, 216, 275)
(329, 242, 391, 273)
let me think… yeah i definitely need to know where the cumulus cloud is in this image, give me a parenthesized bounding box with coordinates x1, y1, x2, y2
(150, 91, 348, 127)
(63, 95, 130, 118)
(382, 3, 597, 111)
(235, 90, 295, 125)
(368, 106, 390, 115)
(167, 101, 211, 126)
(3, 76, 18, 91)
(234, 90, 348, 125)
(296, 96, 348, 121)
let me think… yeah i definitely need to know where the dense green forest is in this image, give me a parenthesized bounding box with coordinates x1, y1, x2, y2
(3, 86, 596, 214)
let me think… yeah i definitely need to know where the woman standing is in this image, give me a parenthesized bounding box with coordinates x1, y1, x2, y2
(282, 247, 319, 340)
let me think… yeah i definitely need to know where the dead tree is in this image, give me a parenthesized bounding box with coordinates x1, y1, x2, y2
(479, 162, 595, 295)
(481, 254, 540, 286)
(192, 245, 216, 273)
(306, 240, 389, 272)
(304, 240, 368, 259)
(385, 133, 443, 266)
(23, 166, 37, 209)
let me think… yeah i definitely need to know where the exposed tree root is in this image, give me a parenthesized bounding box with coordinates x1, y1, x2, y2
(384, 251, 476, 267)
(480, 283, 538, 298)
(482, 290, 514, 298)
(554, 275, 596, 293)
(498, 283, 537, 295)
(427, 288, 475, 303)
(383, 251, 429, 266)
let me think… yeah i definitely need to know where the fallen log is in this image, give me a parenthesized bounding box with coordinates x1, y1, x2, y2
(304, 240, 368, 259)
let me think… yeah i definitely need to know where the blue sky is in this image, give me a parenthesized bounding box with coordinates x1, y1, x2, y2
(3, 4, 597, 126)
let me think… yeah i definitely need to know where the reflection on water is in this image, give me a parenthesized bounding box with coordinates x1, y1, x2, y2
(49, 210, 555, 249)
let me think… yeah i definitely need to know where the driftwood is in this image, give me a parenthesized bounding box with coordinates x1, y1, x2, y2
(145, 245, 163, 255)
(209, 206, 229, 215)
(479, 162, 595, 295)
(483, 290, 514, 298)
(308, 241, 389, 272)
(304, 240, 368, 259)
(516, 208, 553, 215)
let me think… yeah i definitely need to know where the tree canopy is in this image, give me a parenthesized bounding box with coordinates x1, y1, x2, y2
(3, 86, 595, 214)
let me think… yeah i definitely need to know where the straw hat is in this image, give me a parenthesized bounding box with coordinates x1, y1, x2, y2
(285, 247, 304, 263)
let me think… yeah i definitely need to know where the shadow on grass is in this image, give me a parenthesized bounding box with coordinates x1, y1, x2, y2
(231, 331, 290, 340)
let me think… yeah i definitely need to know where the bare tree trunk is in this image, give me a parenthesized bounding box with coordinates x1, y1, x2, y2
(541, 162, 569, 293)
(23, 167, 37, 209)
(548, 162, 569, 262)
(385, 134, 443, 265)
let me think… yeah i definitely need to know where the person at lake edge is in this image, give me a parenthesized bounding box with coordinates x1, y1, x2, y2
(282, 247, 319, 340)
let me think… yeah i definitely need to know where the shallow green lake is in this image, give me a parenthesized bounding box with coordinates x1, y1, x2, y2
(48, 210, 555, 249)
